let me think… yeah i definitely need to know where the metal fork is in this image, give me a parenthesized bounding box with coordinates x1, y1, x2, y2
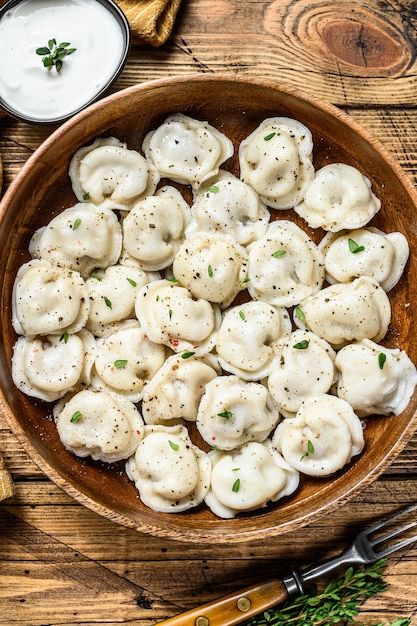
(156, 503, 417, 626)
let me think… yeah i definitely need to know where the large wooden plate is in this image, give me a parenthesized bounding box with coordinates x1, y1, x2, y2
(1, 75, 416, 542)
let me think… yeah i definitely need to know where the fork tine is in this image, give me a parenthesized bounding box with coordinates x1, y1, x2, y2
(371, 519, 417, 546)
(377, 533, 417, 558)
(365, 502, 417, 535)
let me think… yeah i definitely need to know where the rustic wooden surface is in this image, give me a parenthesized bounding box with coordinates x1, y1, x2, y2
(1, 0, 417, 624)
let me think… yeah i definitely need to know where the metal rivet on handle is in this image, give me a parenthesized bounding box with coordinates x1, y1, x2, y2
(196, 617, 210, 626)
(237, 597, 251, 612)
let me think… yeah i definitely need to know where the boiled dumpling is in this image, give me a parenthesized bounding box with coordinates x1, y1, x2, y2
(215, 301, 291, 381)
(335, 339, 417, 416)
(172, 232, 248, 308)
(142, 114, 234, 189)
(142, 352, 220, 425)
(205, 441, 299, 519)
(122, 186, 190, 271)
(319, 227, 409, 291)
(267, 330, 336, 417)
(294, 163, 381, 231)
(29, 203, 122, 278)
(239, 116, 314, 209)
(125, 424, 211, 513)
(90, 321, 166, 403)
(55, 389, 144, 463)
(272, 394, 364, 476)
(12, 333, 86, 402)
(135, 279, 221, 355)
(294, 276, 391, 349)
(186, 170, 270, 245)
(12, 259, 90, 337)
(246, 220, 325, 307)
(85, 264, 152, 337)
(69, 136, 159, 211)
(196, 375, 279, 450)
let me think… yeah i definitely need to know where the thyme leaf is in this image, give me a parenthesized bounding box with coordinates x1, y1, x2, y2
(36, 39, 76, 73)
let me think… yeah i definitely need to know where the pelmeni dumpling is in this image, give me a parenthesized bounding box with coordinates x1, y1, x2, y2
(55, 389, 144, 463)
(122, 186, 190, 271)
(205, 441, 299, 519)
(12, 333, 86, 402)
(172, 232, 248, 308)
(186, 170, 270, 245)
(196, 375, 279, 450)
(294, 163, 381, 231)
(135, 279, 221, 354)
(90, 321, 166, 403)
(125, 424, 211, 513)
(246, 220, 325, 307)
(335, 339, 417, 417)
(85, 264, 151, 337)
(12, 259, 90, 337)
(239, 117, 314, 209)
(142, 113, 234, 189)
(267, 330, 336, 418)
(215, 301, 291, 381)
(29, 204, 122, 278)
(142, 353, 220, 425)
(272, 394, 364, 476)
(294, 276, 391, 349)
(69, 137, 159, 211)
(319, 228, 409, 292)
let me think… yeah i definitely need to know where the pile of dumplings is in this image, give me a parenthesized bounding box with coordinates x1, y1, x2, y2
(11, 113, 417, 519)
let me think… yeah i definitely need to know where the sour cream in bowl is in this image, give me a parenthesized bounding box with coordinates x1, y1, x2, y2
(0, 0, 130, 124)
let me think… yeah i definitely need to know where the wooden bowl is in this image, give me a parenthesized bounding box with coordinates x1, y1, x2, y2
(1, 75, 416, 543)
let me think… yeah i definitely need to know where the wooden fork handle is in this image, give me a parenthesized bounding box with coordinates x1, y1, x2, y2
(156, 577, 289, 626)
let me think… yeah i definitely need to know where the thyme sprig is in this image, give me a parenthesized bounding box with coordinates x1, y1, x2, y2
(36, 39, 76, 73)
(244, 559, 409, 626)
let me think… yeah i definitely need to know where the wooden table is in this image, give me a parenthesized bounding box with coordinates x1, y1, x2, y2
(1, 0, 417, 624)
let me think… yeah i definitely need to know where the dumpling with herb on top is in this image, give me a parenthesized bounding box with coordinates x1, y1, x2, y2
(319, 227, 409, 291)
(239, 116, 314, 209)
(126, 424, 211, 513)
(186, 170, 270, 245)
(55, 389, 144, 463)
(272, 394, 364, 477)
(334, 339, 417, 417)
(205, 440, 299, 519)
(29, 203, 122, 278)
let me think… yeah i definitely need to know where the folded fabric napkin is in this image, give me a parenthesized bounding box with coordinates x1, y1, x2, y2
(115, 0, 183, 46)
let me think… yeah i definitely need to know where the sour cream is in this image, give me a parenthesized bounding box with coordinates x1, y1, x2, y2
(0, 0, 129, 123)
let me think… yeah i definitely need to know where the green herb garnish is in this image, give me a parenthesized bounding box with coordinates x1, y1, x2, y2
(169, 440, 179, 451)
(378, 352, 387, 369)
(239, 310, 246, 321)
(232, 478, 240, 492)
(71, 218, 81, 230)
(243, 559, 407, 626)
(264, 132, 276, 141)
(348, 238, 365, 254)
(104, 297, 112, 309)
(300, 439, 315, 460)
(293, 339, 309, 350)
(295, 306, 305, 322)
(59, 330, 69, 344)
(36, 39, 76, 73)
(126, 277, 137, 287)
(114, 359, 128, 369)
(208, 264, 214, 277)
(70, 411, 83, 423)
(208, 185, 219, 193)
(218, 410, 233, 420)
(181, 351, 195, 359)
(272, 250, 286, 258)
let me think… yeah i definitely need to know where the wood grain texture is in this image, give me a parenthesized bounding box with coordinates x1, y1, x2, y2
(1, 0, 417, 623)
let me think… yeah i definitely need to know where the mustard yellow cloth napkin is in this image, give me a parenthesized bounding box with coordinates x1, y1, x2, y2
(115, 0, 183, 46)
